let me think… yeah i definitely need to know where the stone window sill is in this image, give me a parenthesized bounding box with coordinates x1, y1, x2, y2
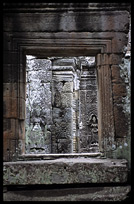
(3, 157, 128, 185)
(18, 152, 101, 160)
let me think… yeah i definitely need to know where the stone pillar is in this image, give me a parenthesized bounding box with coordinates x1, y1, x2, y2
(25, 57, 52, 154)
(3, 50, 25, 161)
(72, 69, 80, 153)
(51, 61, 74, 153)
(79, 65, 99, 153)
(97, 54, 115, 155)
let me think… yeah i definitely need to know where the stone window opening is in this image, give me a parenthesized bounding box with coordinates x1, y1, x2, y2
(24, 55, 100, 157)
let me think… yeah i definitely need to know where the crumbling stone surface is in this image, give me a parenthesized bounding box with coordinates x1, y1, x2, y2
(3, 158, 128, 185)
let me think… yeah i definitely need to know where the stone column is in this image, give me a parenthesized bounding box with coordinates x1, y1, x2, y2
(51, 61, 74, 153)
(25, 57, 52, 154)
(97, 54, 115, 155)
(72, 70, 80, 153)
(79, 65, 99, 153)
(3, 49, 25, 161)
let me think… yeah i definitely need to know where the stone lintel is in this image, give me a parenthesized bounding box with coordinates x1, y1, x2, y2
(3, 158, 128, 185)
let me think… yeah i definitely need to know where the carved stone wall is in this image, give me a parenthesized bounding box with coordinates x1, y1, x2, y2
(51, 61, 74, 153)
(79, 64, 98, 153)
(25, 57, 52, 154)
(25, 56, 97, 154)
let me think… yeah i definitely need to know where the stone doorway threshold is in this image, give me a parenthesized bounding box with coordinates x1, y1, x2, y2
(3, 157, 128, 185)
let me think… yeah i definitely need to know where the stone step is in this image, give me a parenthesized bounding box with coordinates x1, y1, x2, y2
(3, 185, 131, 201)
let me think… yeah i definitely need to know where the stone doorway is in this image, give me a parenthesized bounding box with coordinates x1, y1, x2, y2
(25, 56, 99, 154)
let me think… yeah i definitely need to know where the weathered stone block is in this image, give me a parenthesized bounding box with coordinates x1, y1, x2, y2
(111, 33, 128, 53)
(3, 11, 129, 32)
(3, 65, 18, 83)
(3, 51, 18, 65)
(52, 58, 75, 66)
(111, 65, 124, 83)
(114, 105, 128, 137)
(44, 131, 51, 144)
(74, 11, 129, 32)
(52, 66, 74, 71)
(53, 92, 61, 108)
(51, 139, 72, 154)
(53, 122, 72, 138)
(25, 57, 53, 153)
(52, 108, 62, 118)
(19, 98, 25, 119)
(3, 83, 26, 100)
(53, 107, 72, 121)
(19, 83, 26, 99)
(18, 120, 25, 140)
(3, 125, 10, 161)
(113, 96, 122, 104)
(18, 65, 26, 83)
(26, 57, 52, 82)
(61, 93, 73, 108)
(18, 139, 25, 155)
(3, 97, 18, 118)
(3, 119, 25, 141)
(96, 54, 109, 66)
(57, 139, 72, 153)
(52, 74, 73, 82)
(109, 54, 123, 65)
(3, 158, 128, 185)
(112, 83, 126, 97)
(64, 108, 73, 122)
(97, 54, 124, 66)
(3, 33, 12, 51)
(3, 83, 17, 98)
(63, 82, 73, 93)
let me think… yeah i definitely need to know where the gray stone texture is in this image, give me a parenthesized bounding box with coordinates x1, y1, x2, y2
(79, 67, 98, 153)
(3, 158, 128, 185)
(3, 11, 129, 32)
(25, 57, 97, 154)
(25, 57, 52, 154)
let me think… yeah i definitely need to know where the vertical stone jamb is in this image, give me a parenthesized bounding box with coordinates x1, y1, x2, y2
(97, 63, 103, 153)
(97, 54, 115, 156)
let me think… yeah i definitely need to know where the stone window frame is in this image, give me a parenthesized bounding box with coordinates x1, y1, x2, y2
(6, 33, 115, 160)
